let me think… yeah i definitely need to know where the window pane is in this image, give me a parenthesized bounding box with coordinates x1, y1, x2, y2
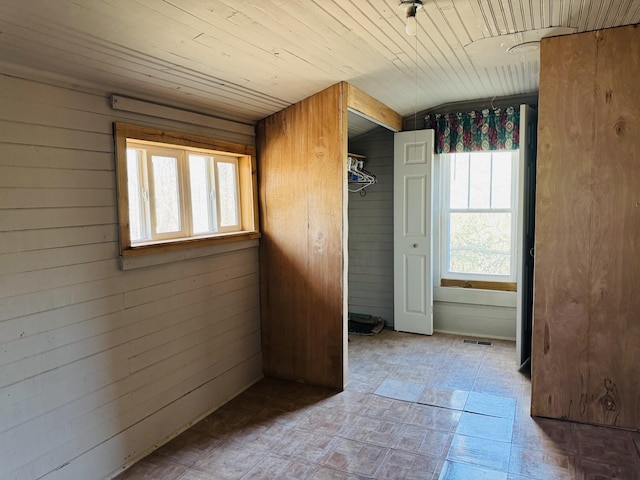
(151, 155, 181, 234)
(491, 152, 512, 208)
(449, 154, 469, 209)
(217, 161, 239, 227)
(189, 155, 214, 234)
(468, 153, 492, 208)
(126, 149, 145, 241)
(448, 212, 512, 276)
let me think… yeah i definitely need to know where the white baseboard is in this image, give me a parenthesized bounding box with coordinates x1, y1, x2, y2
(434, 301, 516, 340)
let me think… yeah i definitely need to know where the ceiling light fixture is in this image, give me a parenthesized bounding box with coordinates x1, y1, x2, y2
(400, 0, 423, 36)
(463, 27, 576, 67)
(506, 40, 540, 55)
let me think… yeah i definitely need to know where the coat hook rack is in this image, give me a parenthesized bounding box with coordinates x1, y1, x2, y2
(347, 153, 376, 196)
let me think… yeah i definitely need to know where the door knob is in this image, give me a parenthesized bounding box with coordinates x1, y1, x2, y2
(412, 243, 418, 248)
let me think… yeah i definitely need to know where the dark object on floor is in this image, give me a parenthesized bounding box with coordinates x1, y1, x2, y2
(348, 313, 385, 335)
(462, 339, 492, 346)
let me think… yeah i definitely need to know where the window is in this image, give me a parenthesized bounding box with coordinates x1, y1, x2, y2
(441, 151, 518, 288)
(114, 123, 259, 257)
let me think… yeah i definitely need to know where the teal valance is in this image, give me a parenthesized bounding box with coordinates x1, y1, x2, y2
(425, 107, 520, 154)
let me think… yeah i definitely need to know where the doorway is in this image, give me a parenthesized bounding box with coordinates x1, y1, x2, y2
(348, 106, 537, 368)
(347, 122, 397, 332)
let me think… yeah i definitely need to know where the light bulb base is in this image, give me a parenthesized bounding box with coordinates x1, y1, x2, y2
(399, 0, 423, 9)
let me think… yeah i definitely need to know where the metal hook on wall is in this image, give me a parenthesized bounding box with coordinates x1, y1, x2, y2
(347, 154, 376, 194)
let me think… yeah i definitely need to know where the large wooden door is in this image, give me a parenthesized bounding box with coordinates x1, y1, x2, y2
(393, 129, 434, 335)
(532, 26, 640, 429)
(257, 84, 346, 390)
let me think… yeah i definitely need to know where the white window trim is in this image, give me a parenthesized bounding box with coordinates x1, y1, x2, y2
(440, 151, 519, 283)
(127, 143, 245, 244)
(140, 144, 191, 242)
(114, 122, 260, 259)
(213, 156, 242, 233)
(432, 153, 519, 307)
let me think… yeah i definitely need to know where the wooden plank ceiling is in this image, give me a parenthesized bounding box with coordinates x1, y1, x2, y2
(0, 0, 637, 125)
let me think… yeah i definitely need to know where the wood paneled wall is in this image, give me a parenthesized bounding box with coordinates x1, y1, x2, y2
(532, 25, 640, 429)
(0, 69, 262, 480)
(257, 83, 347, 390)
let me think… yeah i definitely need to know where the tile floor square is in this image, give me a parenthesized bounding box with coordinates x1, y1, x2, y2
(508, 444, 575, 480)
(373, 449, 441, 480)
(447, 434, 511, 472)
(389, 423, 453, 457)
(574, 456, 640, 480)
(341, 414, 402, 447)
(190, 443, 265, 479)
(374, 379, 426, 402)
(464, 391, 516, 419)
(405, 403, 461, 432)
(240, 453, 318, 480)
(456, 411, 514, 443)
(320, 438, 388, 477)
(511, 415, 575, 454)
(438, 460, 508, 480)
(271, 428, 335, 463)
(359, 395, 411, 423)
(308, 466, 368, 479)
(418, 388, 469, 410)
(114, 456, 187, 480)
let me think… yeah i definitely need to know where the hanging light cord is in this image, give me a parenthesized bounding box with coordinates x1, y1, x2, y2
(413, 21, 419, 132)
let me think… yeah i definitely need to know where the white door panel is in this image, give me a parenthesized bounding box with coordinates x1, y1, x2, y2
(405, 176, 426, 235)
(404, 255, 426, 313)
(394, 130, 434, 335)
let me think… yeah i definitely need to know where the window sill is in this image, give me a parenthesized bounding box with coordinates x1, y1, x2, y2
(433, 285, 516, 308)
(120, 232, 261, 270)
(440, 278, 516, 292)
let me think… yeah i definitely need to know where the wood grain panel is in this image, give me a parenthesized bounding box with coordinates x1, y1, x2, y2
(440, 279, 516, 292)
(531, 31, 598, 420)
(257, 83, 346, 389)
(532, 25, 640, 430)
(585, 25, 640, 428)
(347, 84, 403, 132)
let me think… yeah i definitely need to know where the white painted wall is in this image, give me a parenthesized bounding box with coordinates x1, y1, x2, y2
(0, 67, 262, 480)
(432, 289, 517, 340)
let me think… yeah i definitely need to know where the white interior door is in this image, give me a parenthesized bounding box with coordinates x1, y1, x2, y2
(516, 104, 538, 366)
(393, 129, 434, 335)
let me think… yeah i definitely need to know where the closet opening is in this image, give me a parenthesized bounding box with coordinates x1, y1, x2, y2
(347, 111, 396, 337)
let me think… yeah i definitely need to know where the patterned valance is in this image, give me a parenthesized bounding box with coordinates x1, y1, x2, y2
(425, 107, 520, 154)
